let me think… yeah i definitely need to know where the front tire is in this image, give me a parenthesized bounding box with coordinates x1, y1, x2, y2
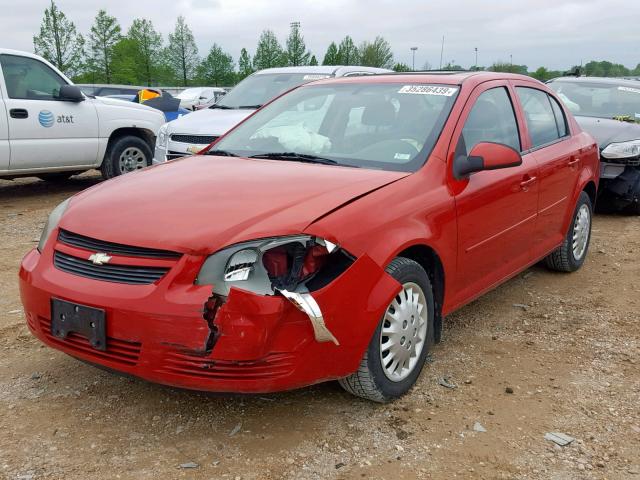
(339, 257, 435, 403)
(545, 191, 593, 272)
(101, 135, 152, 180)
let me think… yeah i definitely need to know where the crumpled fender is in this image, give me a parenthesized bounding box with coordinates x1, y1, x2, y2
(210, 255, 402, 377)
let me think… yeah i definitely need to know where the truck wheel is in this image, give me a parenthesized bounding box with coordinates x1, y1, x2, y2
(545, 191, 593, 272)
(339, 257, 435, 403)
(101, 135, 152, 180)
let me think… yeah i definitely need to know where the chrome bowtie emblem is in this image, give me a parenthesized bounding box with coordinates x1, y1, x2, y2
(88, 252, 112, 265)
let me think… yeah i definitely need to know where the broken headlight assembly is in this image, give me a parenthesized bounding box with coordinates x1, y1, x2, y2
(195, 235, 354, 344)
(602, 139, 640, 160)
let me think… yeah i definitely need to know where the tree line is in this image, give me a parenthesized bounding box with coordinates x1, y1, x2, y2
(32, 1, 640, 88)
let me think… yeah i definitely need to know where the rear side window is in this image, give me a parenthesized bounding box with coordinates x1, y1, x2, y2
(549, 96, 568, 137)
(457, 87, 521, 156)
(516, 87, 566, 148)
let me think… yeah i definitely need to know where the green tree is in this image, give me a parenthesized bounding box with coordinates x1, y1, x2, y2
(33, 0, 85, 76)
(285, 22, 310, 66)
(87, 9, 121, 83)
(393, 62, 411, 72)
(322, 42, 339, 65)
(110, 37, 139, 84)
(584, 60, 629, 77)
(197, 44, 235, 86)
(167, 16, 199, 86)
(336, 36, 358, 65)
(309, 55, 318, 66)
(238, 48, 254, 79)
(359, 36, 393, 69)
(632, 63, 640, 76)
(127, 18, 163, 86)
(253, 30, 285, 70)
(531, 66, 550, 81)
(489, 62, 528, 75)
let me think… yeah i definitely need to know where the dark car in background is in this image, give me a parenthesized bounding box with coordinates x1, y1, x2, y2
(548, 77, 640, 213)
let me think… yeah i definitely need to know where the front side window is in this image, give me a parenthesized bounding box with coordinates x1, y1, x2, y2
(516, 87, 562, 148)
(212, 83, 460, 172)
(0, 54, 66, 100)
(456, 87, 521, 157)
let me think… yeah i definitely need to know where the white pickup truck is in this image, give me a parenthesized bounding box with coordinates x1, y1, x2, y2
(0, 49, 165, 181)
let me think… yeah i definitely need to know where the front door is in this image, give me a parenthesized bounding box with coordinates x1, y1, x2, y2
(0, 53, 98, 171)
(0, 89, 8, 171)
(449, 83, 539, 305)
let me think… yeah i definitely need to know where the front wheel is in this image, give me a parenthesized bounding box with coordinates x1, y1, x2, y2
(339, 257, 435, 403)
(545, 191, 593, 272)
(101, 135, 152, 180)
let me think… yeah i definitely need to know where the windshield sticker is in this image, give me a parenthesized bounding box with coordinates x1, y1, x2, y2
(303, 74, 331, 80)
(394, 153, 411, 160)
(618, 86, 640, 95)
(398, 85, 458, 96)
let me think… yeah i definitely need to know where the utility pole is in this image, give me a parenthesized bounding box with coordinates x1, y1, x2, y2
(290, 21, 301, 66)
(439, 36, 445, 69)
(474, 47, 478, 70)
(410, 46, 418, 71)
(510, 53, 513, 66)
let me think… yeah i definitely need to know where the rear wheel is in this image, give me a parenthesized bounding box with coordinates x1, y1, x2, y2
(545, 191, 593, 272)
(101, 135, 152, 180)
(339, 257, 435, 402)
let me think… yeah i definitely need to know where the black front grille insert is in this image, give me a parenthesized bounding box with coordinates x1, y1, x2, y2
(58, 229, 181, 259)
(170, 134, 218, 145)
(167, 151, 187, 160)
(54, 251, 170, 285)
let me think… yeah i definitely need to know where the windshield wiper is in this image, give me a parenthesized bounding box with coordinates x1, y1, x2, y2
(237, 104, 263, 109)
(248, 152, 341, 166)
(209, 104, 235, 109)
(206, 149, 239, 157)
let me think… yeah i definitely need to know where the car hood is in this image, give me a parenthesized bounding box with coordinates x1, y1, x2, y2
(62, 156, 409, 254)
(575, 116, 640, 149)
(166, 108, 254, 136)
(92, 96, 157, 113)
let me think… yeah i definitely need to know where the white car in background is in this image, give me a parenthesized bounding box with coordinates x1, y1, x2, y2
(154, 66, 390, 163)
(176, 87, 227, 111)
(0, 49, 165, 181)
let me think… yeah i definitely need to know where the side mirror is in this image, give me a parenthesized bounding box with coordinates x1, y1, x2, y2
(454, 141, 522, 179)
(58, 85, 84, 102)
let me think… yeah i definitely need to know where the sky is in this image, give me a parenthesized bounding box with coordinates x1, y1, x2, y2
(1, 0, 639, 71)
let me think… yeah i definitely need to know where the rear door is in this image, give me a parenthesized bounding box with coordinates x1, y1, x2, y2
(0, 53, 99, 171)
(513, 84, 581, 256)
(449, 82, 539, 304)
(0, 72, 8, 171)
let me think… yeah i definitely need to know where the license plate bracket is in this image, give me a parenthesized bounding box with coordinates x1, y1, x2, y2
(51, 298, 106, 351)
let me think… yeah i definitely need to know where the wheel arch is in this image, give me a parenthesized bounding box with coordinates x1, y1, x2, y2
(102, 127, 156, 164)
(391, 243, 445, 343)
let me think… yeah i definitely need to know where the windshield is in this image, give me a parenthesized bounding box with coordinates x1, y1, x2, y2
(549, 80, 640, 120)
(211, 83, 459, 172)
(177, 88, 204, 100)
(215, 72, 331, 109)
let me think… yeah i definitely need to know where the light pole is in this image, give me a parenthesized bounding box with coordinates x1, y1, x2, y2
(474, 47, 478, 70)
(439, 36, 445, 69)
(410, 47, 418, 71)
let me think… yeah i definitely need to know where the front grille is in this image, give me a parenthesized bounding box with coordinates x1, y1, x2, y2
(54, 251, 169, 285)
(59, 229, 181, 259)
(159, 351, 296, 380)
(39, 316, 141, 366)
(170, 134, 218, 145)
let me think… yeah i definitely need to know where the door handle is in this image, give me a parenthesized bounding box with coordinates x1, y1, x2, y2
(520, 176, 537, 190)
(10, 108, 29, 119)
(568, 157, 580, 167)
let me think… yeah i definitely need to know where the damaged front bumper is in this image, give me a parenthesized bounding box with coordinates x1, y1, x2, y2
(600, 162, 640, 211)
(19, 247, 400, 393)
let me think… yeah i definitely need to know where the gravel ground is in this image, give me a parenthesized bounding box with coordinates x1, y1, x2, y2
(0, 174, 639, 480)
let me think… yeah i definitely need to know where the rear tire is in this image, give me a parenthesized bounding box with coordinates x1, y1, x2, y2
(339, 257, 435, 403)
(101, 135, 152, 180)
(545, 191, 593, 272)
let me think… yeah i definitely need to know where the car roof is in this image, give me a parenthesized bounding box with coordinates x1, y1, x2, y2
(306, 70, 539, 87)
(548, 76, 640, 87)
(254, 65, 392, 76)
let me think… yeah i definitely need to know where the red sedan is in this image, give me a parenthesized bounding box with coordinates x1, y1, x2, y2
(20, 72, 599, 402)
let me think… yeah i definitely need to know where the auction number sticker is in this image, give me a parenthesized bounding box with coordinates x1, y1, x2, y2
(398, 85, 458, 96)
(618, 86, 640, 94)
(303, 74, 331, 80)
